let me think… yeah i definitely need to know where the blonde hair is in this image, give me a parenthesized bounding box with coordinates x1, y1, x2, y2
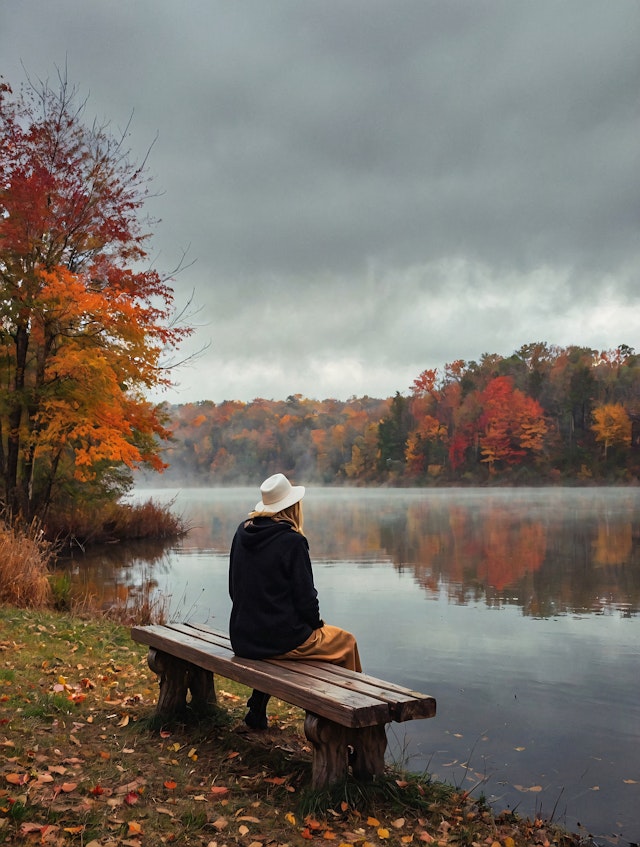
(248, 500, 304, 534)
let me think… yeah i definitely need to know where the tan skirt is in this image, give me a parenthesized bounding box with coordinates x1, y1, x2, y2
(276, 624, 362, 672)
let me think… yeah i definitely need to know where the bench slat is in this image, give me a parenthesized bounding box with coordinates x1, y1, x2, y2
(131, 624, 390, 727)
(177, 623, 436, 723)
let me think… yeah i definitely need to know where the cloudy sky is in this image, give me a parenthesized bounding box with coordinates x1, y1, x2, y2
(2, 1, 639, 403)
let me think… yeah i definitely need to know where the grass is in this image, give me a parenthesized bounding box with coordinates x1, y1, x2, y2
(0, 522, 52, 608)
(0, 606, 593, 847)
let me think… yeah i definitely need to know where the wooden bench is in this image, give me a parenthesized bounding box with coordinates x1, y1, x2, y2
(131, 622, 436, 789)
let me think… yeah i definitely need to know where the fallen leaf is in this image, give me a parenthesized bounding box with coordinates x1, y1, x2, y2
(285, 811, 296, 825)
(128, 820, 143, 835)
(237, 816, 261, 824)
(239, 825, 250, 836)
(367, 817, 380, 827)
(392, 818, 405, 829)
(60, 782, 78, 793)
(125, 792, 139, 805)
(164, 780, 177, 790)
(211, 817, 228, 831)
(117, 715, 130, 727)
(265, 776, 286, 785)
(6, 773, 29, 785)
(378, 828, 390, 839)
(211, 785, 229, 796)
(623, 778, 638, 784)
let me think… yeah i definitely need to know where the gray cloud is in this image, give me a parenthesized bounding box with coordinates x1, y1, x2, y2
(2, 0, 639, 401)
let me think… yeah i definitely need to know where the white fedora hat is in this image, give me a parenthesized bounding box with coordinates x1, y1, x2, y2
(254, 473, 305, 513)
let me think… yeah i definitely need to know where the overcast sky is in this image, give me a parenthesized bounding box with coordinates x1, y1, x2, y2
(2, 1, 639, 403)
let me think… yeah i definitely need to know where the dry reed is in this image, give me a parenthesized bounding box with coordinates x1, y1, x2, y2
(0, 521, 54, 607)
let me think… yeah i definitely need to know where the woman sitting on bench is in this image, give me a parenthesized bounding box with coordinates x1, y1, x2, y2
(229, 473, 362, 730)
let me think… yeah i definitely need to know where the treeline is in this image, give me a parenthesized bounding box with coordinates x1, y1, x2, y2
(161, 343, 640, 485)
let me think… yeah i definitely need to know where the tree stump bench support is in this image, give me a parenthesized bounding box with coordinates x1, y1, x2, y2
(131, 623, 436, 789)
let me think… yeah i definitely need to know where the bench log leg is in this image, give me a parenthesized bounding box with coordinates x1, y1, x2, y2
(147, 649, 216, 718)
(304, 713, 350, 789)
(348, 724, 387, 782)
(304, 715, 388, 789)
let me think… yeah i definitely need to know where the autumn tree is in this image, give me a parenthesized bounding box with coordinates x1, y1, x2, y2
(477, 376, 547, 473)
(591, 403, 631, 459)
(0, 74, 191, 521)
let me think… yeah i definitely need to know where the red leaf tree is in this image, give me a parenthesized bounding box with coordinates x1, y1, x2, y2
(0, 75, 191, 520)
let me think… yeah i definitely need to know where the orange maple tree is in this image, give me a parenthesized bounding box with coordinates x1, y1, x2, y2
(0, 74, 191, 520)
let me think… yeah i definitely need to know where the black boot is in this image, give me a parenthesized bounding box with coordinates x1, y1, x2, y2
(245, 689, 270, 730)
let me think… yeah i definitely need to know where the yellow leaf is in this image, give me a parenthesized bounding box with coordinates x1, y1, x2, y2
(367, 817, 380, 827)
(378, 828, 390, 839)
(401, 836, 414, 844)
(504, 838, 516, 847)
(285, 812, 296, 825)
(128, 821, 143, 835)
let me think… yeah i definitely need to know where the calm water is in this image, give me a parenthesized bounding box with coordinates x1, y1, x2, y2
(69, 487, 640, 843)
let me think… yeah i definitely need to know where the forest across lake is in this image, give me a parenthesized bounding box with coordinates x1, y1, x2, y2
(155, 344, 640, 489)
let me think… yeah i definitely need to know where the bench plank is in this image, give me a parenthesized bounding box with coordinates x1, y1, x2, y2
(131, 624, 390, 727)
(170, 623, 436, 722)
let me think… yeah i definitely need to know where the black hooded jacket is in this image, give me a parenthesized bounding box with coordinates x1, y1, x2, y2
(228, 517, 323, 658)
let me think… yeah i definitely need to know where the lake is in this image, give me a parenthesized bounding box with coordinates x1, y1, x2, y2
(68, 486, 640, 843)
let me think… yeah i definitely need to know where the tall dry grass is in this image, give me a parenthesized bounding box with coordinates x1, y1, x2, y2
(0, 522, 54, 608)
(45, 497, 187, 546)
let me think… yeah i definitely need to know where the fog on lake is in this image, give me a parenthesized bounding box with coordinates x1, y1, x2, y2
(68, 487, 640, 843)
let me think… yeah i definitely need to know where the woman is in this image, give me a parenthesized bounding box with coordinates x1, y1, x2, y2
(229, 472, 361, 729)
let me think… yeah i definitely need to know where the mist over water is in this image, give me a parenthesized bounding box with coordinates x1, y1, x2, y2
(71, 487, 640, 841)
